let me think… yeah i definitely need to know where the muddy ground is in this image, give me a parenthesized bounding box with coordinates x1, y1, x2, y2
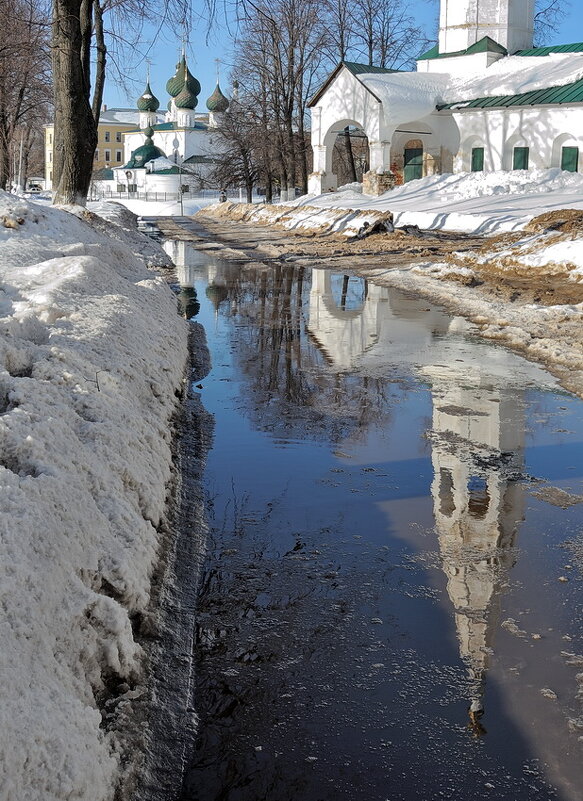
(176, 210, 583, 401)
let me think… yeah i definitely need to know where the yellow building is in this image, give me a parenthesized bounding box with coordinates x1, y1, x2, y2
(44, 107, 140, 190)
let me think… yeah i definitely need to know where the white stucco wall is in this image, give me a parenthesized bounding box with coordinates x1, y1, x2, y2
(453, 105, 583, 172)
(439, 0, 534, 55)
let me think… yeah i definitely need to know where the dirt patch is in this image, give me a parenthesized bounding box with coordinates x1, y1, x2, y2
(525, 209, 583, 235)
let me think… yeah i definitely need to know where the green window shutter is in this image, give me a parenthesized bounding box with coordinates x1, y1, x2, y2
(471, 147, 484, 172)
(561, 146, 579, 172)
(513, 147, 529, 170)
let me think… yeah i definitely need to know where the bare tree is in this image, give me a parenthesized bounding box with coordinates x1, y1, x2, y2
(0, 0, 51, 190)
(533, 0, 570, 44)
(351, 0, 429, 69)
(230, 0, 324, 199)
(210, 104, 260, 202)
(50, 0, 191, 205)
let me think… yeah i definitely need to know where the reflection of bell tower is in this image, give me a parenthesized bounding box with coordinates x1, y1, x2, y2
(426, 364, 525, 730)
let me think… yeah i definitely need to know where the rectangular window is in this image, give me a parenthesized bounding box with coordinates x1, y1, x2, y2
(471, 147, 484, 172)
(104, 131, 110, 142)
(561, 146, 579, 173)
(117, 184, 126, 192)
(116, 132, 122, 142)
(513, 147, 529, 170)
(49, 151, 52, 162)
(105, 149, 111, 162)
(94, 150, 99, 161)
(49, 133, 52, 145)
(116, 150, 122, 162)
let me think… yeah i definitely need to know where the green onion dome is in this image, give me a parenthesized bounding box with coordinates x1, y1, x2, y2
(174, 61, 201, 110)
(166, 55, 201, 101)
(206, 83, 229, 112)
(125, 126, 166, 168)
(205, 283, 228, 308)
(137, 81, 160, 112)
(166, 58, 185, 98)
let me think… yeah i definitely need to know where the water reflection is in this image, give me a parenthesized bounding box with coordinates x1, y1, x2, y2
(426, 369, 526, 732)
(309, 268, 531, 729)
(173, 252, 580, 801)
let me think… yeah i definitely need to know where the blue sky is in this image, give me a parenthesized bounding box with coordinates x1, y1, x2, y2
(103, 2, 583, 111)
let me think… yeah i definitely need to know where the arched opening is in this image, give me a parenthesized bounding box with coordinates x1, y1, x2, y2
(324, 120, 370, 187)
(503, 133, 529, 171)
(551, 133, 580, 172)
(390, 122, 440, 185)
(467, 475, 490, 520)
(460, 135, 486, 173)
(330, 274, 368, 312)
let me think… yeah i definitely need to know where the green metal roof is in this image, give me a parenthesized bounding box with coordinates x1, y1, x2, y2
(137, 121, 207, 132)
(514, 42, 583, 56)
(438, 77, 583, 110)
(418, 36, 507, 61)
(343, 61, 401, 75)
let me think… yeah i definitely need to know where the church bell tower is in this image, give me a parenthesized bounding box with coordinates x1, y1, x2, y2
(439, 0, 535, 55)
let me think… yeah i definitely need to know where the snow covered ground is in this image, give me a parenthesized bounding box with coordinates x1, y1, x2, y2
(204, 169, 583, 275)
(288, 169, 583, 235)
(0, 193, 187, 801)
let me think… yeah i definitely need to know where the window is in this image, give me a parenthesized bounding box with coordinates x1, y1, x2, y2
(561, 146, 579, 173)
(116, 150, 122, 162)
(104, 131, 110, 142)
(117, 184, 126, 192)
(513, 146, 529, 170)
(471, 147, 484, 172)
(104, 149, 111, 162)
(116, 132, 122, 142)
(49, 151, 52, 162)
(49, 133, 52, 145)
(94, 150, 99, 161)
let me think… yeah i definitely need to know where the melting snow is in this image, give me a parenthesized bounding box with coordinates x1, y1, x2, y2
(0, 193, 187, 801)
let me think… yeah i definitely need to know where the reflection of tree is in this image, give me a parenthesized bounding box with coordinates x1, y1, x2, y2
(428, 374, 526, 731)
(178, 287, 200, 320)
(207, 262, 392, 444)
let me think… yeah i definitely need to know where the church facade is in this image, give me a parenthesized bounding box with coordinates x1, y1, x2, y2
(95, 54, 231, 197)
(309, 0, 583, 195)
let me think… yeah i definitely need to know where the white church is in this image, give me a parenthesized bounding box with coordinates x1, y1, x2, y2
(309, 0, 583, 195)
(96, 54, 231, 197)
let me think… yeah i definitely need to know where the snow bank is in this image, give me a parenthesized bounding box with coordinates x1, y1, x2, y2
(0, 192, 188, 801)
(286, 170, 583, 234)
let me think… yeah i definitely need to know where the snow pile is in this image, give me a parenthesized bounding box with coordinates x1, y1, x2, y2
(289, 170, 583, 234)
(447, 52, 583, 103)
(0, 192, 188, 801)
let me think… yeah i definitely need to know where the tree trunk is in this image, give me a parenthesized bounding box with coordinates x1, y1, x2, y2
(0, 127, 9, 189)
(343, 127, 357, 182)
(52, 0, 98, 205)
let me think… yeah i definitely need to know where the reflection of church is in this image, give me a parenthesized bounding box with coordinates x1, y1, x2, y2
(425, 366, 526, 728)
(307, 268, 547, 728)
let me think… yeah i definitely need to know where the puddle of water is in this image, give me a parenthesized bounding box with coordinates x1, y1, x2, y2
(168, 241, 583, 801)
